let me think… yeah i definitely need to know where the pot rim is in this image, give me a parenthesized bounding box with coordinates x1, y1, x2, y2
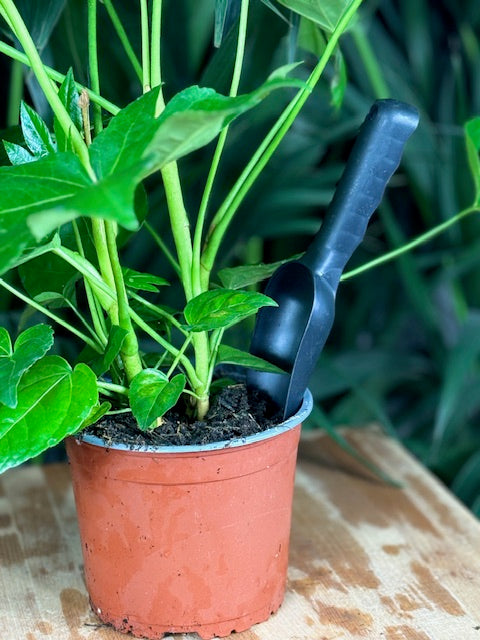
(76, 388, 313, 454)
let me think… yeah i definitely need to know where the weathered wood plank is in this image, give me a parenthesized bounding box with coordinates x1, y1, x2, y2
(1, 427, 480, 640)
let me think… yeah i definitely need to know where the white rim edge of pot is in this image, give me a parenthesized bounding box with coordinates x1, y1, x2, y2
(76, 389, 313, 453)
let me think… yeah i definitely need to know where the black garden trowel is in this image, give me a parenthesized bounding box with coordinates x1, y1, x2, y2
(247, 99, 419, 419)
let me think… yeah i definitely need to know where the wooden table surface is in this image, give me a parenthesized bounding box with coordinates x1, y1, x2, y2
(1, 427, 480, 640)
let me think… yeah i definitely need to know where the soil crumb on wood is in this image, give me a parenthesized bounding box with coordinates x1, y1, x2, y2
(81, 384, 282, 448)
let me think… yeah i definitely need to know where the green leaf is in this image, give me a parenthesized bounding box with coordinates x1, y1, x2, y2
(147, 78, 303, 169)
(465, 118, 480, 204)
(298, 16, 327, 56)
(217, 255, 301, 289)
(123, 268, 169, 292)
(87, 325, 128, 376)
(0, 328, 12, 356)
(3, 141, 35, 165)
(89, 88, 160, 179)
(214, 0, 228, 47)
(130, 369, 186, 430)
(214, 0, 241, 47)
(81, 401, 111, 429)
(184, 289, 277, 332)
(20, 101, 56, 157)
(276, 0, 352, 32)
(0, 356, 98, 472)
(55, 68, 82, 153)
(259, 0, 290, 23)
(216, 344, 285, 374)
(330, 49, 347, 110)
(0, 152, 90, 274)
(0, 324, 54, 408)
(28, 165, 140, 239)
(90, 70, 304, 183)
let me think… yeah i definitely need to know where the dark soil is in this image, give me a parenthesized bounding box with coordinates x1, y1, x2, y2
(81, 384, 282, 449)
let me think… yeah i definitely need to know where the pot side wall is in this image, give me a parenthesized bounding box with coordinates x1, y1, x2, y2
(66, 423, 301, 639)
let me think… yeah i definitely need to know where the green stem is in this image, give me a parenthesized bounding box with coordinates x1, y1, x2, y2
(201, 0, 363, 287)
(206, 328, 224, 390)
(64, 298, 101, 344)
(161, 162, 194, 300)
(129, 291, 187, 335)
(192, 0, 250, 296)
(87, 0, 103, 134)
(0, 0, 91, 171)
(0, 278, 102, 353)
(140, 0, 151, 91)
(341, 206, 480, 281)
(150, 0, 162, 88)
(85, 2, 128, 349)
(167, 334, 192, 378)
(72, 220, 108, 347)
(144, 221, 181, 276)
(148, 9, 193, 303)
(97, 380, 129, 395)
(6, 58, 23, 125)
(102, 0, 143, 81)
(129, 308, 200, 387)
(0, 40, 119, 115)
(105, 223, 143, 381)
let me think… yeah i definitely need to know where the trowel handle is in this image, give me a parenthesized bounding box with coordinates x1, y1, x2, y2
(301, 99, 419, 288)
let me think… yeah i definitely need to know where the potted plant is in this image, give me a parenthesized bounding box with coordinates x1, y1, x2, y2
(0, 0, 362, 637)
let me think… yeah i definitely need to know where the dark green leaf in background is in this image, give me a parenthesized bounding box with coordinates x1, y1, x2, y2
(464, 118, 480, 204)
(214, 0, 241, 48)
(1, 0, 67, 52)
(431, 313, 480, 463)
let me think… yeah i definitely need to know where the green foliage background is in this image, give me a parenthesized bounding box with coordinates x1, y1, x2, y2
(1, 0, 480, 514)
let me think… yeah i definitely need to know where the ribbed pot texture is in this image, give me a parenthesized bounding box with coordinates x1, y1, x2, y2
(66, 404, 307, 639)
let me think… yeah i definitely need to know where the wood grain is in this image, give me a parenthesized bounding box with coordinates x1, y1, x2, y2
(1, 426, 480, 640)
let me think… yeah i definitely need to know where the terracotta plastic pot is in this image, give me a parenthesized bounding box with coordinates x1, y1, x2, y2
(66, 390, 312, 639)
